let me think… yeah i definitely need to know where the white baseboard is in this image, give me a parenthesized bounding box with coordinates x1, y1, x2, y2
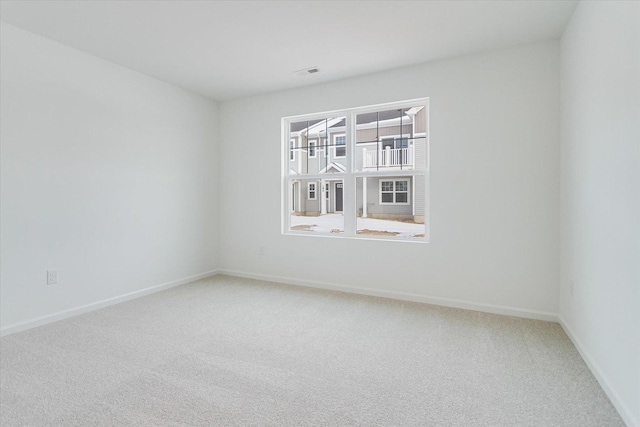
(217, 269, 559, 322)
(559, 316, 638, 427)
(0, 269, 220, 337)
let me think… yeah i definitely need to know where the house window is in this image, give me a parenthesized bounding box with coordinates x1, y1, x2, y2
(308, 182, 317, 200)
(284, 99, 429, 241)
(309, 140, 317, 158)
(380, 179, 409, 204)
(290, 139, 295, 161)
(333, 134, 346, 158)
(382, 137, 409, 150)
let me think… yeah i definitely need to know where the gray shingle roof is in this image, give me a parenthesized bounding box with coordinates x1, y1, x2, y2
(290, 119, 323, 132)
(357, 109, 406, 125)
(290, 108, 409, 133)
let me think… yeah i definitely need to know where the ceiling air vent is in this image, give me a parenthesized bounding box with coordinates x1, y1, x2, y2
(294, 67, 319, 77)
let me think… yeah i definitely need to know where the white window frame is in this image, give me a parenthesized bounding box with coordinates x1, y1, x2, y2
(282, 97, 430, 242)
(307, 182, 317, 200)
(332, 134, 346, 158)
(379, 178, 410, 205)
(309, 140, 317, 158)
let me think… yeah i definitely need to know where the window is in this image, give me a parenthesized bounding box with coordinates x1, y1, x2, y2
(307, 182, 317, 200)
(380, 179, 409, 204)
(290, 139, 295, 161)
(333, 134, 346, 158)
(382, 137, 408, 150)
(283, 99, 429, 241)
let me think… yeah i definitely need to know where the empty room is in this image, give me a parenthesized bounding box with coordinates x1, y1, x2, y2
(1, 1, 638, 426)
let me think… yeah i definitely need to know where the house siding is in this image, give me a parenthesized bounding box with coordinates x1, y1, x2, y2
(414, 135, 428, 170)
(413, 175, 425, 222)
(356, 124, 413, 143)
(356, 177, 414, 220)
(415, 106, 427, 134)
(301, 188, 320, 215)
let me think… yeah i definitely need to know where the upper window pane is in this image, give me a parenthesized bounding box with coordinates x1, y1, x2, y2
(289, 116, 346, 175)
(355, 106, 427, 172)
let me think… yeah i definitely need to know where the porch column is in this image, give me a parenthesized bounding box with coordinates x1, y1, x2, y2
(362, 178, 367, 218)
(320, 179, 327, 215)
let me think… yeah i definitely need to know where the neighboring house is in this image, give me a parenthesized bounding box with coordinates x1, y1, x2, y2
(289, 106, 427, 224)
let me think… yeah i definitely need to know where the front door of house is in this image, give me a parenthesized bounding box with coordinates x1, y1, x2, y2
(335, 182, 343, 212)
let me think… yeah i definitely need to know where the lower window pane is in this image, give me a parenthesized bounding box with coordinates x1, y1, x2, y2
(356, 176, 425, 238)
(289, 178, 344, 234)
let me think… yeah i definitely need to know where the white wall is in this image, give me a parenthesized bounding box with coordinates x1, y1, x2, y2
(219, 41, 561, 317)
(0, 23, 219, 330)
(560, 2, 640, 425)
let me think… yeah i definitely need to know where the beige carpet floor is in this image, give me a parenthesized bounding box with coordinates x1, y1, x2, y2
(0, 275, 624, 426)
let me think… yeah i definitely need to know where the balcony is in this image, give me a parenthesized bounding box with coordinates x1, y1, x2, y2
(362, 146, 414, 169)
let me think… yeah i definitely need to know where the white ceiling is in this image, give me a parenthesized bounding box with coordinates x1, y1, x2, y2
(0, 0, 578, 101)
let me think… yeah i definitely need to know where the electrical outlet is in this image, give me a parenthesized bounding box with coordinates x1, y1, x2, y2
(259, 246, 265, 256)
(47, 270, 58, 285)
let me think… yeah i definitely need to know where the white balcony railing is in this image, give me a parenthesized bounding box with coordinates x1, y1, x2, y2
(362, 146, 414, 169)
